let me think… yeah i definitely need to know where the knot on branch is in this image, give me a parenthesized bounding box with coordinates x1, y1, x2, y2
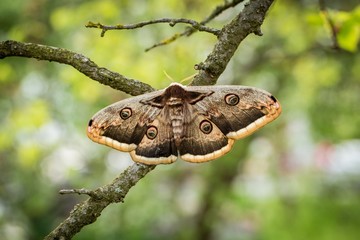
(194, 62, 217, 78)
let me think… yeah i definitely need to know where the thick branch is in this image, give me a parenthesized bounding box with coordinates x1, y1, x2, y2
(0, 40, 154, 96)
(191, 0, 274, 86)
(44, 163, 156, 240)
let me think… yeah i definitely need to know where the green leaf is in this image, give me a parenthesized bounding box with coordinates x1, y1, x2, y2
(338, 18, 360, 52)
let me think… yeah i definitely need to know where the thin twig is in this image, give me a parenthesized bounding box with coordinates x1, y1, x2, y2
(319, 0, 340, 49)
(201, 0, 245, 25)
(86, 0, 245, 52)
(86, 18, 220, 37)
(59, 188, 98, 197)
(146, 0, 246, 51)
(145, 28, 191, 52)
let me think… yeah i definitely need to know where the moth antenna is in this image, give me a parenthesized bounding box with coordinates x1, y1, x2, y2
(180, 73, 197, 85)
(163, 70, 175, 83)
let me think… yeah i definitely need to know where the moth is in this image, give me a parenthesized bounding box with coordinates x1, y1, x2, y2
(87, 83, 281, 165)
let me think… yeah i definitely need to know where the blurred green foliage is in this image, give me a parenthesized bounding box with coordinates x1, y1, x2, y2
(0, 0, 360, 239)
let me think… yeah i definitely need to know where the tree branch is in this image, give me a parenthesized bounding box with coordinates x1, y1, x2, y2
(0, 40, 154, 96)
(59, 188, 99, 198)
(201, 0, 246, 26)
(44, 163, 156, 240)
(144, 0, 247, 51)
(86, 0, 246, 52)
(86, 18, 220, 37)
(191, 0, 274, 86)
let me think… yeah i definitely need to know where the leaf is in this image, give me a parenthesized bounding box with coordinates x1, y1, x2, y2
(338, 17, 360, 52)
(334, 7, 360, 52)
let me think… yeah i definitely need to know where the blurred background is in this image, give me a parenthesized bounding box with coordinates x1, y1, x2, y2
(1, 0, 360, 239)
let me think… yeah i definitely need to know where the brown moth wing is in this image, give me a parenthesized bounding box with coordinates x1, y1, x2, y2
(185, 85, 282, 140)
(178, 103, 234, 163)
(130, 112, 178, 164)
(87, 90, 164, 155)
